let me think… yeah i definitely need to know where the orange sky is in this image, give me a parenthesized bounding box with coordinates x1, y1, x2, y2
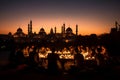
(0, 16, 115, 35)
(0, 0, 120, 35)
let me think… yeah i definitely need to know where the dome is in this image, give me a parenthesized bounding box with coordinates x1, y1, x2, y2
(66, 27, 72, 32)
(40, 28, 45, 32)
(14, 27, 26, 37)
(66, 27, 73, 34)
(17, 27, 22, 32)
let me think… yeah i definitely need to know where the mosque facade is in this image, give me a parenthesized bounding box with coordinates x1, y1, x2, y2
(13, 20, 78, 43)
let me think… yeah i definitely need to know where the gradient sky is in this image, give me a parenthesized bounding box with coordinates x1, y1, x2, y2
(0, 0, 120, 35)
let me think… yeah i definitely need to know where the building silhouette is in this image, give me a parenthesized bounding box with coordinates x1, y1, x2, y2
(76, 24, 78, 36)
(110, 21, 120, 34)
(1, 20, 120, 56)
(13, 27, 26, 37)
(28, 20, 33, 37)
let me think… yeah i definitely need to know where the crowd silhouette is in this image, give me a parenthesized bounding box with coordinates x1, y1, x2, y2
(5, 42, 113, 75)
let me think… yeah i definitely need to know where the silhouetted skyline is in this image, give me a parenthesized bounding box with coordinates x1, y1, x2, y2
(0, 0, 120, 35)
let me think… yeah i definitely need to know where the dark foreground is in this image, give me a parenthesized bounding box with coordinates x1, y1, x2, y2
(0, 63, 120, 80)
(0, 51, 120, 80)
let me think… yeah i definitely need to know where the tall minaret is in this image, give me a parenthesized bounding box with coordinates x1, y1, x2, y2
(30, 20, 32, 34)
(55, 27, 56, 34)
(76, 24, 78, 36)
(50, 28, 54, 34)
(63, 23, 65, 34)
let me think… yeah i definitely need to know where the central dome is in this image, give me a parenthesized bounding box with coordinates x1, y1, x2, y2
(66, 27, 72, 32)
(17, 27, 22, 32)
(40, 28, 45, 32)
(66, 27, 72, 34)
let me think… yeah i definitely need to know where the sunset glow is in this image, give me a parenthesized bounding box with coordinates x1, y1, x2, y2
(0, 0, 120, 35)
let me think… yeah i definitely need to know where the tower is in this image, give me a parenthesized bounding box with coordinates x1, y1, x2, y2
(50, 28, 54, 34)
(76, 24, 78, 35)
(30, 20, 32, 34)
(63, 23, 65, 34)
(28, 20, 33, 35)
(55, 27, 56, 34)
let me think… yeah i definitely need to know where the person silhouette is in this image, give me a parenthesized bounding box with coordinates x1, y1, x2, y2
(15, 48, 25, 65)
(74, 47, 84, 69)
(29, 46, 38, 67)
(95, 46, 105, 68)
(47, 47, 60, 74)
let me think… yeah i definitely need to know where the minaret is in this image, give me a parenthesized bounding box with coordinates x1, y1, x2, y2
(55, 27, 56, 34)
(76, 24, 78, 36)
(50, 28, 54, 34)
(63, 23, 65, 34)
(30, 20, 32, 34)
